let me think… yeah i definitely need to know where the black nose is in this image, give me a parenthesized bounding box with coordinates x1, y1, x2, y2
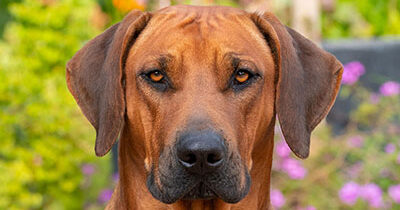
(176, 130, 226, 174)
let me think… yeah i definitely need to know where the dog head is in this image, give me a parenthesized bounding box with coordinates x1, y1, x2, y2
(66, 5, 342, 204)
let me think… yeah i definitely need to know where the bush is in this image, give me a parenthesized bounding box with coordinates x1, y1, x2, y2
(322, 0, 400, 38)
(0, 0, 112, 209)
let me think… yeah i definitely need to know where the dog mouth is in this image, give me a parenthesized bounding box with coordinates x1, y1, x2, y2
(147, 160, 251, 204)
(147, 146, 251, 204)
(182, 182, 217, 200)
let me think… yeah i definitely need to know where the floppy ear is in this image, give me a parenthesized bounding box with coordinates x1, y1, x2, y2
(251, 13, 343, 158)
(66, 11, 151, 156)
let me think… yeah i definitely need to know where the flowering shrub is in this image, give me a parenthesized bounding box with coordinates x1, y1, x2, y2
(380, 81, 400, 97)
(389, 185, 400, 203)
(341, 61, 365, 85)
(339, 182, 360, 205)
(271, 61, 400, 209)
(271, 189, 286, 208)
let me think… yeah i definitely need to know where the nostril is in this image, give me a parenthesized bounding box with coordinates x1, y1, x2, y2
(207, 153, 222, 164)
(206, 152, 224, 167)
(181, 153, 197, 165)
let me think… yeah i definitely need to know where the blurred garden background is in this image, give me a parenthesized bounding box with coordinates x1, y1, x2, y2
(0, 0, 399, 209)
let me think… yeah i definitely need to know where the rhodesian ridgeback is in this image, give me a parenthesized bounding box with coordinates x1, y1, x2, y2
(66, 5, 343, 209)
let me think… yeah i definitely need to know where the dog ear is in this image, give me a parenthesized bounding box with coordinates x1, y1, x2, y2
(66, 11, 151, 156)
(251, 13, 343, 158)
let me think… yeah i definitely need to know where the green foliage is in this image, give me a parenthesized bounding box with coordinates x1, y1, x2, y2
(322, 0, 400, 38)
(0, 0, 21, 38)
(0, 0, 111, 209)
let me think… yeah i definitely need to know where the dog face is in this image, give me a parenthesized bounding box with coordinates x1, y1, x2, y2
(124, 6, 275, 203)
(66, 5, 343, 204)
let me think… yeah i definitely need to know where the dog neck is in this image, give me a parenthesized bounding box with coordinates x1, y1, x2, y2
(107, 127, 274, 210)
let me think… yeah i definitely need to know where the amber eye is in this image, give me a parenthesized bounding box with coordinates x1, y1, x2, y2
(235, 70, 250, 83)
(148, 70, 164, 82)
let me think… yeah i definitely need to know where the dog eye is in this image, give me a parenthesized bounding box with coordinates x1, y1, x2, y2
(147, 70, 164, 82)
(235, 70, 250, 83)
(230, 68, 259, 91)
(140, 69, 170, 92)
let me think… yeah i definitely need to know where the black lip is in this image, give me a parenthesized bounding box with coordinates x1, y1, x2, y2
(147, 146, 251, 204)
(182, 182, 217, 200)
(147, 165, 251, 204)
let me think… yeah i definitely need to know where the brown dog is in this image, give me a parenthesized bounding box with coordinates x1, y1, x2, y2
(66, 5, 343, 209)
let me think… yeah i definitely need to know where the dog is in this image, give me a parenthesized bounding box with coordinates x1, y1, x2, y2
(66, 5, 343, 209)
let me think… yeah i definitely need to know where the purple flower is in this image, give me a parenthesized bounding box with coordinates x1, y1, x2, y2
(81, 164, 95, 176)
(347, 135, 364, 148)
(275, 141, 291, 158)
(338, 182, 360, 205)
(341, 61, 365, 85)
(360, 183, 383, 208)
(388, 184, 400, 203)
(98, 189, 113, 204)
(281, 158, 307, 179)
(379, 81, 400, 96)
(385, 143, 396, 154)
(270, 189, 285, 208)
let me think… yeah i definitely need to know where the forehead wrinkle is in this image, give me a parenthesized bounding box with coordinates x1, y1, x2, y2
(213, 16, 271, 75)
(182, 15, 256, 86)
(176, 12, 198, 28)
(135, 7, 268, 87)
